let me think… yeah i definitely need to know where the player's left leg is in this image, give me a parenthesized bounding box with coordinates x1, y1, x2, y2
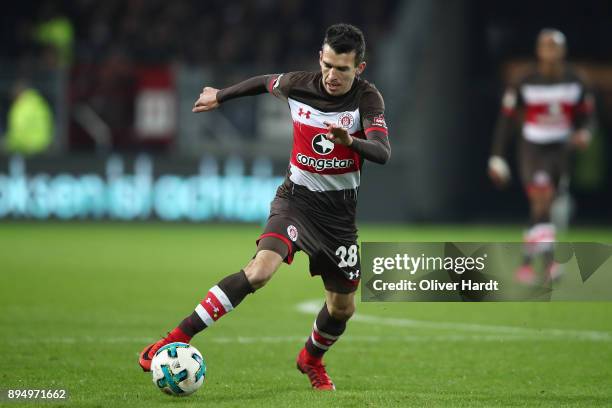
(297, 291, 355, 391)
(139, 241, 286, 371)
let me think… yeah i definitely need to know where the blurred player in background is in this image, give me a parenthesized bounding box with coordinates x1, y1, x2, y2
(488, 28, 594, 284)
(139, 23, 390, 390)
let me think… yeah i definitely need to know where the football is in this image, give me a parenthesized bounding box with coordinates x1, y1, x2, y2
(151, 342, 206, 396)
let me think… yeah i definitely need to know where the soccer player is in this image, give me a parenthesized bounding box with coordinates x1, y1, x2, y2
(488, 28, 594, 284)
(139, 23, 390, 390)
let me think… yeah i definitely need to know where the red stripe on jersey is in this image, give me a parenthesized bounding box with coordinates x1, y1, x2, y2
(312, 330, 336, 347)
(201, 292, 227, 321)
(524, 103, 574, 125)
(365, 126, 388, 135)
(257, 232, 294, 264)
(290, 120, 361, 174)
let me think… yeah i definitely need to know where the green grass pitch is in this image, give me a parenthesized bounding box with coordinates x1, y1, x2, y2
(1, 222, 611, 407)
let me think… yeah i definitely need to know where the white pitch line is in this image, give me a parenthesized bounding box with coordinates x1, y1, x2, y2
(295, 299, 612, 342)
(8, 301, 610, 346)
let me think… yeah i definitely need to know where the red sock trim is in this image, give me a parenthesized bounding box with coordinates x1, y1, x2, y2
(312, 330, 336, 347)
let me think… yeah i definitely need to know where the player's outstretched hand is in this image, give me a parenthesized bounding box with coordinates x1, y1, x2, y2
(323, 121, 353, 146)
(192, 87, 220, 113)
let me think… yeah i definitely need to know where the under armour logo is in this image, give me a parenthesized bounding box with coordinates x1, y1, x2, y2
(298, 108, 311, 119)
(205, 297, 220, 314)
(348, 270, 360, 280)
(272, 74, 284, 90)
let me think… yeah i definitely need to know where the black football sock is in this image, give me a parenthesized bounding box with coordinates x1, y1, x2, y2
(304, 303, 347, 359)
(176, 270, 255, 338)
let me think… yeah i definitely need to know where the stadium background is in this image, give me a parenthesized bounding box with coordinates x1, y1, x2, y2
(1, 1, 611, 407)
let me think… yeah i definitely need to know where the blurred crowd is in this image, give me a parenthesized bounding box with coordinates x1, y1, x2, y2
(0, 0, 400, 153)
(4, 0, 399, 71)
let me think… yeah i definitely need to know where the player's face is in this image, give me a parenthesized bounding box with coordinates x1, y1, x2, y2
(536, 34, 565, 64)
(319, 44, 366, 96)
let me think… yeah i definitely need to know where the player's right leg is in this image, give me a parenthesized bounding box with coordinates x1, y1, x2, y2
(138, 240, 287, 371)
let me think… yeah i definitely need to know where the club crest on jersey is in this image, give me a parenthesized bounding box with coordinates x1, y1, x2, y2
(338, 112, 355, 129)
(312, 133, 334, 155)
(287, 225, 298, 242)
(371, 114, 387, 128)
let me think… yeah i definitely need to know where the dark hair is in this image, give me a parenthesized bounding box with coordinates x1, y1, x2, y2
(323, 23, 366, 66)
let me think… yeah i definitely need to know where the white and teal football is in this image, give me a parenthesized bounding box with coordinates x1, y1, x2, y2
(151, 342, 206, 396)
